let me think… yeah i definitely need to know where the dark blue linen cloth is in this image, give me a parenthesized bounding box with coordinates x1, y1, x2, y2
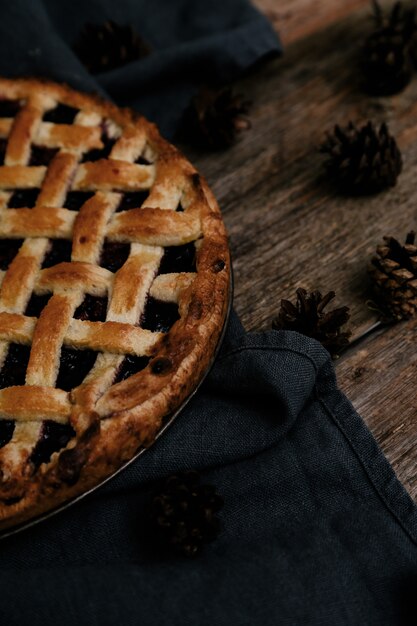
(1, 313, 417, 625)
(0, 2, 416, 625)
(0, 0, 280, 137)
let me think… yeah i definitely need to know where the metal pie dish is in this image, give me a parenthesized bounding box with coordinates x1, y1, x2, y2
(0, 267, 233, 540)
(0, 76, 232, 536)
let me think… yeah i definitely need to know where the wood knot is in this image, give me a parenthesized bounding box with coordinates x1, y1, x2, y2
(352, 366, 367, 380)
(151, 357, 173, 375)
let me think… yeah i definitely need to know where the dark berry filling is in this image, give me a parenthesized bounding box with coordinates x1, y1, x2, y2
(42, 239, 72, 268)
(114, 355, 149, 383)
(74, 295, 108, 322)
(116, 191, 149, 212)
(56, 347, 98, 391)
(29, 146, 59, 166)
(0, 99, 21, 117)
(43, 104, 79, 124)
(141, 297, 179, 332)
(176, 203, 184, 212)
(0, 420, 14, 449)
(0, 138, 7, 165)
(158, 243, 196, 274)
(81, 134, 116, 162)
(135, 154, 151, 165)
(0, 238, 23, 270)
(99, 240, 130, 273)
(0, 343, 31, 388)
(25, 293, 52, 318)
(64, 191, 95, 211)
(30, 421, 75, 469)
(8, 188, 40, 208)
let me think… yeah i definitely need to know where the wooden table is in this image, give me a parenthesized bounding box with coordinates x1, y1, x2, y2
(180, 0, 417, 498)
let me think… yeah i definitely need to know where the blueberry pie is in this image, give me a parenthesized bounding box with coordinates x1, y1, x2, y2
(0, 78, 230, 530)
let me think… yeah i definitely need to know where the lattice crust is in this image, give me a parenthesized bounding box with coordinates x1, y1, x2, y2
(0, 78, 229, 529)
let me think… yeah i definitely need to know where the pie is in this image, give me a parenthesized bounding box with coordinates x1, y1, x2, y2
(0, 77, 230, 531)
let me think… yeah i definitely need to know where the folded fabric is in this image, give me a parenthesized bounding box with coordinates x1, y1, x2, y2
(0, 0, 280, 137)
(1, 312, 417, 626)
(0, 2, 416, 626)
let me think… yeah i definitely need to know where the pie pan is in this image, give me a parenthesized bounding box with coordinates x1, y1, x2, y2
(0, 265, 232, 539)
(0, 77, 231, 532)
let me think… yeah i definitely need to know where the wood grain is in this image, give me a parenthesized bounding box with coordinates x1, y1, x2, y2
(337, 319, 417, 497)
(256, 0, 367, 46)
(178, 0, 417, 498)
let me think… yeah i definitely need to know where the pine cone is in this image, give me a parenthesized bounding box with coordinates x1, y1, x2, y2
(272, 288, 351, 357)
(361, 1, 417, 95)
(180, 87, 251, 150)
(369, 231, 417, 320)
(73, 20, 150, 74)
(320, 121, 402, 195)
(148, 471, 224, 557)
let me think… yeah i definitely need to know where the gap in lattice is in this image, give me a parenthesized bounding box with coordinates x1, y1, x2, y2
(56, 347, 98, 391)
(8, 188, 40, 208)
(158, 242, 196, 275)
(99, 240, 130, 273)
(42, 239, 72, 268)
(141, 297, 180, 332)
(43, 104, 79, 124)
(116, 190, 149, 212)
(114, 355, 150, 383)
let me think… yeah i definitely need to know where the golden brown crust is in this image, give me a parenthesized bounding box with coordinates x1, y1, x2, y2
(0, 77, 230, 530)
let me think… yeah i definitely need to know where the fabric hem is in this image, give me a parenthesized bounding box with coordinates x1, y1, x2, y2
(219, 331, 417, 545)
(316, 361, 417, 546)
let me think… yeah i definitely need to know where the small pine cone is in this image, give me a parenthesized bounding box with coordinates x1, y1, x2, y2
(362, 29, 413, 95)
(148, 471, 224, 557)
(320, 121, 402, 195)
(369, 231, 417, 320)
(272, 288, 351, 358)
(361, 1, 417, 95)
(73, 20, 150, 74)
(180, 87, 251, 150)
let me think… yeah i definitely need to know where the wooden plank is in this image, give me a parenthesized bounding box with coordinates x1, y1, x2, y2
(337, 319, 417, 499)
(254, 0, 368, 45)
(180, 0, 417, 496)
(185, 1, 417, 338)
